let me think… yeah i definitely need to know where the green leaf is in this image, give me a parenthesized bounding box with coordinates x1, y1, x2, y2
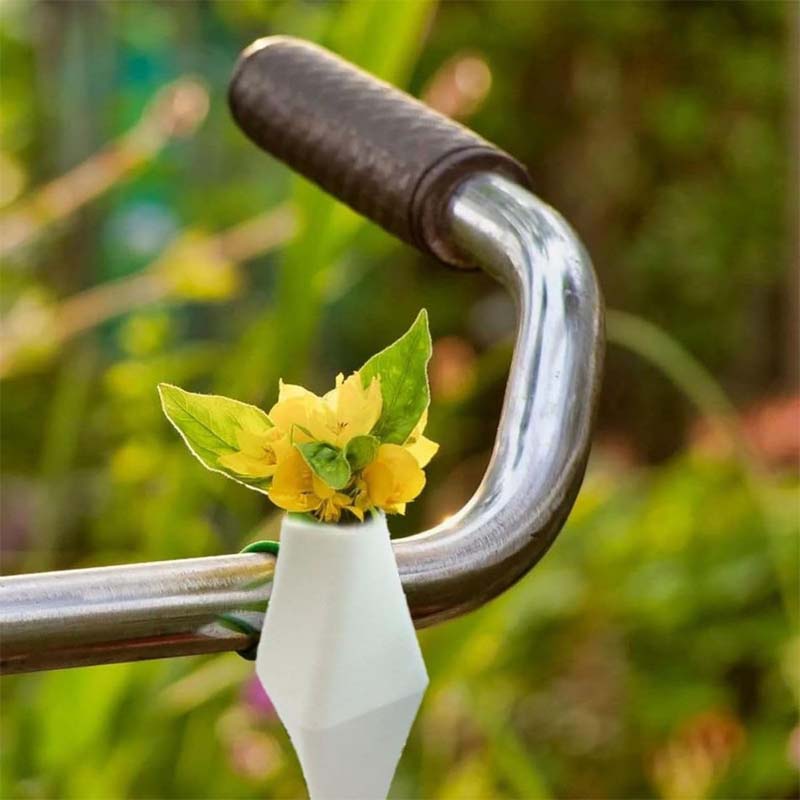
(344, 435, 380, 471)
(359, 309, 432, 444)
(158, 383, 272, 483)
(296, 442, 352, 491)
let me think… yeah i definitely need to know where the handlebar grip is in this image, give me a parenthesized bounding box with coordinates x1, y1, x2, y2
(228, 36, 530, 267)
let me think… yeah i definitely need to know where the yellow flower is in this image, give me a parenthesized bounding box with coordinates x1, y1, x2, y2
(357, 411, 438, 515)
(318, 488, 364, 523)
(268, 445, 361, 522)
(362, 444, 426, 515)
(324, 372, 383, 442)
(163, 311, 439, 524)
(269, 372, 382, 448)
(213, 369, 437, 522)
(218, 425, 290, 478)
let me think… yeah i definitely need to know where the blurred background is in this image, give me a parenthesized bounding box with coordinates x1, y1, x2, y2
(1, 1, 797, 798)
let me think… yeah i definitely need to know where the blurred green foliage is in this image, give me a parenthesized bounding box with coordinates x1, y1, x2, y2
(0, 1, 796, 799)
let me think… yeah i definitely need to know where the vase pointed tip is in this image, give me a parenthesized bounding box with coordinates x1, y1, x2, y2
(290, 690, 426, 800)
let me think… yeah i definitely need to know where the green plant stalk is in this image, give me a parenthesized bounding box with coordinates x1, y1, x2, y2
(33, 347, 97, 571)
(606, 309, 798, 622)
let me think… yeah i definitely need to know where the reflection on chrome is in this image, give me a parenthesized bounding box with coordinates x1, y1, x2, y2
(395, 172, 604, 627)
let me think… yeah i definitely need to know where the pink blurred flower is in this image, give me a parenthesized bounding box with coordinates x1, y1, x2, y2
(242, 674, 276, 719)
(788, 726, 800, 771)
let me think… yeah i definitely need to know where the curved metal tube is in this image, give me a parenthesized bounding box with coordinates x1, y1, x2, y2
(399, 173, 603, 626)
(0, 173, 602, 673)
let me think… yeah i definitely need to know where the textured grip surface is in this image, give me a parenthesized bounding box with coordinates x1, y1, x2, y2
(229, 36, 530, 267)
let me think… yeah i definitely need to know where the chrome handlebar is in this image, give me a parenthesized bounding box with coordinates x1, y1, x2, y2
(397, 173, 603, 625)
(0, 173, 603, 674)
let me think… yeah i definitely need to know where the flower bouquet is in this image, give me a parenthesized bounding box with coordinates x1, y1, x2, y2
(159, 309, 437, 524)
(159, 310, 436, 799)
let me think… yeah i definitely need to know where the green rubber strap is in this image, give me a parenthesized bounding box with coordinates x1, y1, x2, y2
(231, 540, 280, 661)
(240, 540, 280, 556)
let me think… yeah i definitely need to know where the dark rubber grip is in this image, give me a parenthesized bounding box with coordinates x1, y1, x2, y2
(228, 36, 530, 267)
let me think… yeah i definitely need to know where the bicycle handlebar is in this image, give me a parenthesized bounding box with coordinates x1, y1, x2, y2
(0, 39, 604, 674)
(228, 36, 530, 267)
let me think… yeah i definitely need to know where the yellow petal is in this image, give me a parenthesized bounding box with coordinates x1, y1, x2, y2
(270, 395, 336, 444)
(269, 396, 311, 437)
(318, 498, 342, 523)
(234, 428, 264, 458)
(409, 409, 428, 440)
(269, 490, 320, 513)
(218, 451, 276, 478)
(315, 489, 359, 523)
(334, 372, 382, 443)
(353, 478, 372, 513)
(381, 444, 426, 502)
(403, 409, 438, 466)
(274, 380, 341, 443)
(322, 373, 345, 409)
(270, 446, 312, 493)
(347, 504, 365, 522)
(405, 435, 438, 468)
(312, 474, 335, 500)
(363, 444, 426, 512)
(277, 379, 319, 404)
(220, 426, 290, 478)
(235, 426, 283, 459)
(362, 460, 394, 508)
(267, 447, 321, 512)
(287, 372, 383, 448)
(268, 429, 293, 462)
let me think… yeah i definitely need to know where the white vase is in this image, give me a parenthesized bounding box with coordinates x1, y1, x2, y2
(255, 512, 428, 800)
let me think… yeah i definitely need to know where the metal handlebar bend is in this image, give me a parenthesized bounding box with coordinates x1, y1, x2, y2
(0, 40, 604, 676)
